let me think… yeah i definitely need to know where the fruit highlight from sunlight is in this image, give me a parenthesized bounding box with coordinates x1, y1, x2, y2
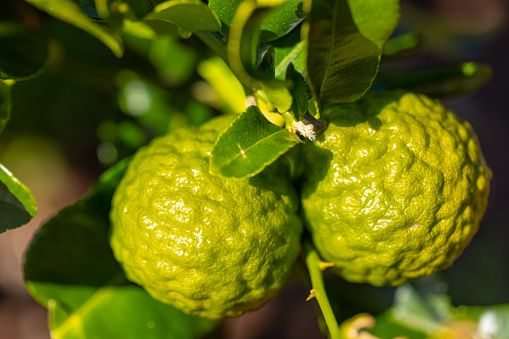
(301, 92, 491, 286)
(109, 115, 303, 319)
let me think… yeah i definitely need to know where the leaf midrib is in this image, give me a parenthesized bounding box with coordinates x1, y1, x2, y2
(319, 0, 339, 96)
(218, 128, 294, 169)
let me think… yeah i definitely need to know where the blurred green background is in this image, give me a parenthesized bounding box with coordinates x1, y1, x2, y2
(1, 0, 508, 338)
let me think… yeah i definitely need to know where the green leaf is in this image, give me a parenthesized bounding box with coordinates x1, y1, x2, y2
(374, 62, 492, 99)
(0, 23, 49, 80)
(275, 40, 306, 79)
(144, 0, 221, 32)
(25, 0, 124, 57)
(210, 106, 302, 178)
(24, 158, 218, 338)
(258, 46, 276, 77)
(368, 312, 428, 339)
(457, 304, 509, 339)
(306, 0, 400, 106)
(285, 62, 308, 120)
(0, 81, 11, 134)
(0, 163, 37, 233)
(210, 0, 304, 42)
(227, 1, 292, 112)
(258, 0, 306, 42)
(383, 32, 421, 57)
(227, 2, 270, 89)
(257, 47, 293, 112)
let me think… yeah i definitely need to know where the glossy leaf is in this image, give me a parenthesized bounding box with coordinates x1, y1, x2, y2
(144, 0, 221, 33)
(0, 163, 37, 233)
(210, 106, 302, 178)
(0, 23, 49, 80)
(286, 62, 308, 120)
(209, 0, 304, 42)
(0, 81, 10, 134)
(24, 158, 218, 338)
(374, 62, 492, 99)
(307, 0, 400, 106)
(25, 0, 124, 57)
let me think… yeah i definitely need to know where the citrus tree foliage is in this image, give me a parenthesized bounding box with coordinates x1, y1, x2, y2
(0, 0, 504, 338)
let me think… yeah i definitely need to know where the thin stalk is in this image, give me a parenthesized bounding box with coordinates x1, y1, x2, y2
(304, 239, 343, 339)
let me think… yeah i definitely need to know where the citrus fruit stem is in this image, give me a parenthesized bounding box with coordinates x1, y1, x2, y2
(304, 239, 343, 339)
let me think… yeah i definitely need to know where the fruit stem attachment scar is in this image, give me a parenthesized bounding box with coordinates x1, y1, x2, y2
(304, 239, 343, 339)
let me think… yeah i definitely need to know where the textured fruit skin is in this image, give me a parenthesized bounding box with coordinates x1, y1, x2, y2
(110, 116, 302, 319)
(302, 92, 491, 286)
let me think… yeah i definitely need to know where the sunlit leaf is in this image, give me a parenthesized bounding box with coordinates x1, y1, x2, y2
(275, 40, 305, 79)
(210, 0, 304, 42)
(374, 62, 492, 99)
(0, 163, 37, 233)
(307, 0, 400, 106)
(0, 23, 49, 80)
(144, 0, 221, 33)
(210, 105, 302, 178)
(25, 0, 124, 57)
(227, 1, 292, 112)
(24, 158, 219, 338)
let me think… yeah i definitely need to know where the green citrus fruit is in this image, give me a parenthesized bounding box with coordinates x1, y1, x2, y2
(110, 115, 302, 319)
(301, 92, 491, 286)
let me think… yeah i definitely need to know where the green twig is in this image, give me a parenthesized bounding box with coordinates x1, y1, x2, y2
(304, 239, 343, 339)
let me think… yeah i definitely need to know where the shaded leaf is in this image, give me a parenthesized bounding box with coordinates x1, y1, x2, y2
(374, 62, 492, 99)
(0, 81, 11, 134)
(209, 0, 304, 42)
(259, 46, 276, 77)
(307, 0, 400, 106)
(25, 0, 124, 57)
(24, 158, 218, 338)
(144, 0, 221, 33)
(0, 23, 49, 80)
(0, 163, 37, 233)
(210, 105, 302, 178)
(286, 62, 308, 120)
(73, 0, 101, 18)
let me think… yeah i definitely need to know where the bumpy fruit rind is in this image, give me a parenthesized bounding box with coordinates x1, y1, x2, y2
(302, 92, 491, 286)
(110, 116, 302, 319)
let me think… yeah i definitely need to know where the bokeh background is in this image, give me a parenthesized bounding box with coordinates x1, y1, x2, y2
(1, 0, 508, 338)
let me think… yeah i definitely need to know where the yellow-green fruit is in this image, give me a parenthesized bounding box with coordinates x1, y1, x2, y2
(110, 116, 302, 319)
(301, 92, 491, 286)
